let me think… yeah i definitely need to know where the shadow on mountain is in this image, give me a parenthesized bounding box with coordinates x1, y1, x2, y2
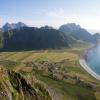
(0, 27, 75, 52)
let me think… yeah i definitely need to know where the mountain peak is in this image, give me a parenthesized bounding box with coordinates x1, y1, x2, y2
(59, 23, 81, 34)
(17, 22, 27, 26)
(4, 22, 12, 27)
(64, 23, 81, 28)
(40, 25, 54, 29)
(2, 22, 27, 32)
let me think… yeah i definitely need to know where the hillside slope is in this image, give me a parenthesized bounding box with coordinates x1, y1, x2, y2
(2, 27, 75, 50)
(0, 66, 51, 100)
(59, 23, 97, 43)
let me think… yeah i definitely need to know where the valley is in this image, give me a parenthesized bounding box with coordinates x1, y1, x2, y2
(0, 22, 100, 100)
(1, 0, 100, 100)
(0, 43, 100, 100)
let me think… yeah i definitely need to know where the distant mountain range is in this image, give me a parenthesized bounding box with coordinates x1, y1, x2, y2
(2, 22, 27, 32)
(59, 23, 81, 34)
(0, 22, 99, 51)
(3, 27, 75, 50)
(59, 23, 100, 43)
(88, 29, 100, 34)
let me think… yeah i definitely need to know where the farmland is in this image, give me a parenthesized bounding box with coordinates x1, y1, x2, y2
(0, 45, 100, 100)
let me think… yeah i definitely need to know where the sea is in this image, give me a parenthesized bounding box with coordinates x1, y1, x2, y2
(86, 44, 100, 75)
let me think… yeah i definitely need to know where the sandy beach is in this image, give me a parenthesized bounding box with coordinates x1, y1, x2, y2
(79, 59, 100, 81)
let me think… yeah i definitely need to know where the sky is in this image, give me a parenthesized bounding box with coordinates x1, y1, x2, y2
(0, 0, 100, 31)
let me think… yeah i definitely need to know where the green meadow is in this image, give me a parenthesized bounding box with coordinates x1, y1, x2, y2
(0, 43, 99, 100)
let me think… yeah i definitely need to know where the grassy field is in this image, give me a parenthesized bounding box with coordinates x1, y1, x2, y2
(0, 45, 100, 100)
(0, 49, 81, 62)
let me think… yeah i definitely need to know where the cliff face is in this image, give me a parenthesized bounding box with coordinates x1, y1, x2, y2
(0, 67, 51, 100)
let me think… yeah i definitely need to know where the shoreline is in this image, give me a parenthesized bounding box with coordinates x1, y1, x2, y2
(79, 58, 100, 81)
(79, 44, 100, 81)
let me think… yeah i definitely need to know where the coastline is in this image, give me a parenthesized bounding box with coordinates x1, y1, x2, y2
(79, 44, 100, 81)
(79, 58, 100, 81)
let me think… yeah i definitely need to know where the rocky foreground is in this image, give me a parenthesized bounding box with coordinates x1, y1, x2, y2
(0, 66, 51, 100)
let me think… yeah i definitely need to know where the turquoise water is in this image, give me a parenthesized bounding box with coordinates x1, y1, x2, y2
(86, 45, 100, 75)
